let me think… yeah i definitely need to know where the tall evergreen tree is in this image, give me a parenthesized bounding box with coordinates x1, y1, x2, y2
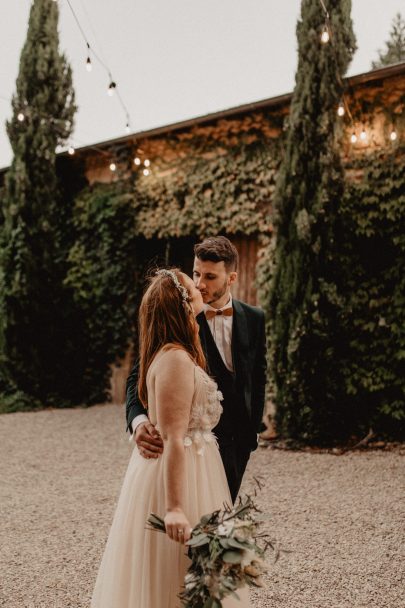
(372, 13, 405, 69)
(0, 0, 78, 407)
(267, 0, 356, 442)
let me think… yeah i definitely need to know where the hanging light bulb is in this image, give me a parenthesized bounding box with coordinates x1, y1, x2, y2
(337, 102, 345, 117)
(360, 128, 367, 141)
(134, 157, 141, 166)
(110, 162, 117, 172)
(86, 57, 92, 72)
(17, 112, 25, 122)
(107, 81, 116, 96)
(125, 123, 130, 134)
(321, 25, 330, 44)
(143, 168, 150, 176)
(144, 159, 150, 167)
(390, 130, 397, 141)
(350, 133, 357, 144)
(68, 146, 75, 155)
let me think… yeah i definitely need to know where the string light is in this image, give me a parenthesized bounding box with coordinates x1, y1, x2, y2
(337, 102, 345, 117)
(360, 128, 367, 141)
(66, 0, 132, 129)
(321, 25, 330, 44)
(390, 130, 397, 141)
(17, 112, 25, 122)
(68, 146, 75, 155)
(143, 168, 150, 176)
(350, 133, 357, 144)
(110, 162, 117, 171)
(144, 159, 150, 167)
(107, 81, 116, 96)
(134, 157, 141, 166)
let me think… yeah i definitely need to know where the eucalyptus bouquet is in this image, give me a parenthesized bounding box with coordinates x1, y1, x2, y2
(147, 492, 275, 608)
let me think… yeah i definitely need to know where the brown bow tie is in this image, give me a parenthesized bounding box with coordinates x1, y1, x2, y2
(205, 308, 233, 321)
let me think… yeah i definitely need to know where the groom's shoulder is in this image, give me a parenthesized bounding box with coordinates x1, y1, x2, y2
(233, 299, 265, 320)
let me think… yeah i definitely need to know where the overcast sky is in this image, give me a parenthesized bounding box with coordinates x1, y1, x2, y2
(0, 0, 403, 168)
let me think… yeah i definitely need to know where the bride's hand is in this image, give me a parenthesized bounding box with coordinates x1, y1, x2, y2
(164, 509, 192, 544)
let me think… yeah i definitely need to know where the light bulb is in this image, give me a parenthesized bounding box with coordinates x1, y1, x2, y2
(86, 57, 92, 72)
(143, 168, 150, 176)
(350, 133, 357, 144)
(360, 129, 367, 141)
(337, 103, 345, 117)
(144, 159, 150, 167)
(68, 146, 75, 155)
(17, 112, 25, 122)
(390, 130, 397, 141)
(134, 157, 141, 166)
(110, 163, 117, 172)
(125, 123, 130, 134)
(107, 81, 116, 96)
(321, 26, 330, 44)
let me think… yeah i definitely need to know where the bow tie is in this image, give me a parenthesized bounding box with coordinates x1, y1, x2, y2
(205, 307, 233, 321)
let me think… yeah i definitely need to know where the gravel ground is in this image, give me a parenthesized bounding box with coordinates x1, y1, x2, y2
(0, 404, 404, 608)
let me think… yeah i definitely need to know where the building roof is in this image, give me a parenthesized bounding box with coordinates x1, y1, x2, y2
(1, 61, 404, 172)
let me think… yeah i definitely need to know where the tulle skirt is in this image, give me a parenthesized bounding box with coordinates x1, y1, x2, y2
(91, 440, 251, 607)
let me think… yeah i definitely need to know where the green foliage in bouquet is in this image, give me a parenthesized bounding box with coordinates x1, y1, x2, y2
(148, 494, 274, 608)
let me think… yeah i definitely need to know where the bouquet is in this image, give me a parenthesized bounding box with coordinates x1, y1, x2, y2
(147, 489, 275, 608)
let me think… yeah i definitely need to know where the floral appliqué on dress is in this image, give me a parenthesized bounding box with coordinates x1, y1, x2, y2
(183, 366, 223, 455)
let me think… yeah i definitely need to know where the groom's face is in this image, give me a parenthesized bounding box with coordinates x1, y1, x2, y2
(193, 257, 237, 308)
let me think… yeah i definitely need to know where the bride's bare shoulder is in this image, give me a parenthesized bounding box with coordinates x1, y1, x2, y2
(156, 345, 195, 374)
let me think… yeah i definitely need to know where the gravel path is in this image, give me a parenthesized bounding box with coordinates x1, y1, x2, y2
(0, 404, 404, 608)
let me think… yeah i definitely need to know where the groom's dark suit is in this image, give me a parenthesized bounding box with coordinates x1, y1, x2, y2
(125, 299, 267, 502)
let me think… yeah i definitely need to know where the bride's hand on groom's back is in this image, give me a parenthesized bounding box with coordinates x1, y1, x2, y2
(135, 422, 163, 459)
(164, 509, 192, 544)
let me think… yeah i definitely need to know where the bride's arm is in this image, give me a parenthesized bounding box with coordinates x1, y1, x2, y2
(155, 349, 194, 544)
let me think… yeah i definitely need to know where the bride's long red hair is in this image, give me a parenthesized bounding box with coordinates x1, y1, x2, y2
(138, 269, 206, 407)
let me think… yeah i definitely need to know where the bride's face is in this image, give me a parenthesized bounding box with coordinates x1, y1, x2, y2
(182, 274, 204, 316)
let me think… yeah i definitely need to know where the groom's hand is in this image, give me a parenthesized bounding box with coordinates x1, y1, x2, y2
(135, 422, 163, 459)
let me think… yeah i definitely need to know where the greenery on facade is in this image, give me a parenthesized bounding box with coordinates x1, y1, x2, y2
(135, 140, 279, 239)
(62, 140, 280, 403)
(338, 146, 405, 437)
(264, 0, 357, 443)
(64, 182, 142, 403)
(0, 0, 78, 411)
(372, 13, 405, 69)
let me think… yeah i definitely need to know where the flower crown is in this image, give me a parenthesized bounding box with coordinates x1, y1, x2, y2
(155, 269, 190, 302)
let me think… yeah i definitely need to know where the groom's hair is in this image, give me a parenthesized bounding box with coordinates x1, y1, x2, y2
(194, 236, 238, 272)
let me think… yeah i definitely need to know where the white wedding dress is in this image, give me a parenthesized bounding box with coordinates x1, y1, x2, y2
(91, 349, 251, 607)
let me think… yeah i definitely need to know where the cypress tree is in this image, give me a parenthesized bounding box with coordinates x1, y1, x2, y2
(0, 0, 77, 407)
(268, 0, 356, 442)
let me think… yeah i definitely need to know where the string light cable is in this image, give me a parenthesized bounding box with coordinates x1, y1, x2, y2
(64, 0, 132, 133)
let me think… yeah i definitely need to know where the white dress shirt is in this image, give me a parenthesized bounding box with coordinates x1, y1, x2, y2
(130, 295, 234, 441)
(203, 295, 234, 372)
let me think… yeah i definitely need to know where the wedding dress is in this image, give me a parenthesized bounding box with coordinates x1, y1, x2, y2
(91, 348, 251, 607)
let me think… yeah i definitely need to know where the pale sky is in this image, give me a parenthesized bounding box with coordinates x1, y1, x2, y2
(0, 0, 403, 168)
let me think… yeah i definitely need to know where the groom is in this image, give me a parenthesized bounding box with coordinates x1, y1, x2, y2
(125, 236, 267, 502)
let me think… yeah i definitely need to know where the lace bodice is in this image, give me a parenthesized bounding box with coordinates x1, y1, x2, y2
(147, 350, 223, 454)
(188, 366, 223, 432)
(183, 366, 223, 454)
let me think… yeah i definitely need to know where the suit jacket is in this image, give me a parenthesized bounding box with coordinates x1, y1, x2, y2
(125, 299, 267, 449)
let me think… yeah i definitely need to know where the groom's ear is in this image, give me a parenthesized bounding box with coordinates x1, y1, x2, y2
(228, 271, 237, 285)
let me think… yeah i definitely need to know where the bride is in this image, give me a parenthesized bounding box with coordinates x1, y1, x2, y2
(91, 268, 251, 607)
